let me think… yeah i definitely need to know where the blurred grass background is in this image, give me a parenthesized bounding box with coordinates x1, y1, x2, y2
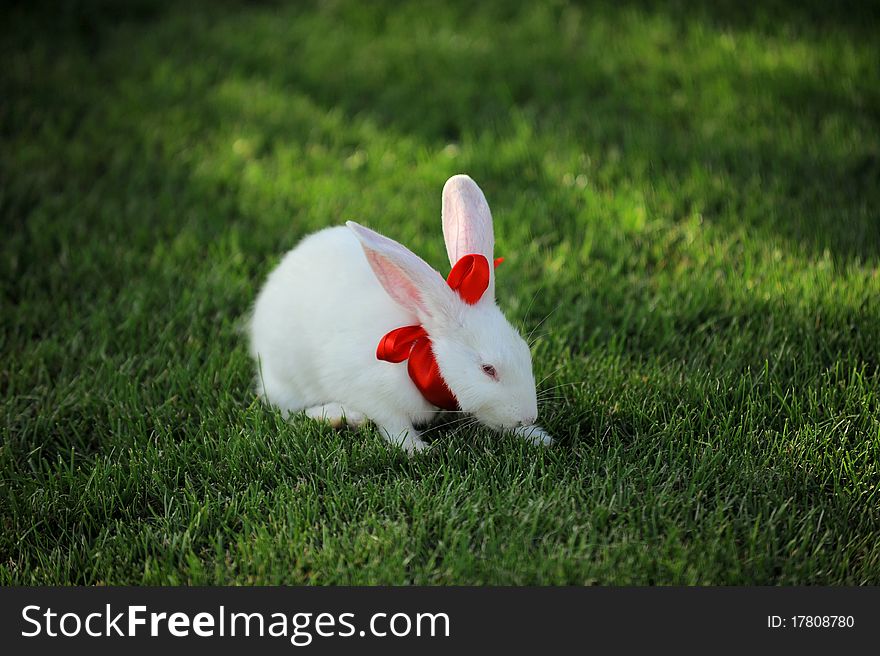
(2, 0, 879, 584)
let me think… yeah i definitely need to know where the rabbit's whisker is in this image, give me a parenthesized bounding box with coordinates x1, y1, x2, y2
(519, 287, 542, 333)
(528, 330, 551, 348)
(526, 302, 562, 345)
(421, 414, 476, 439)
(430, 415, 475, 429)
(539, 381, 587, 393)
(444, 418, 479, 442)
(535, 363, 568, 388)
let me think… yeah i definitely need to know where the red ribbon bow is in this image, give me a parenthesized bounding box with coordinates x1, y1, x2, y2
(376, 254, 503, 410)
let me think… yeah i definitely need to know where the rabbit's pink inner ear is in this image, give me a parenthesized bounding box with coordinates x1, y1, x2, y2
(362, 249, 429, 315)
(442, 175, 495, 267)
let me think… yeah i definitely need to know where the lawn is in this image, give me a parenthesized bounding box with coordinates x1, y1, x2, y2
(2, 0, 879, 585)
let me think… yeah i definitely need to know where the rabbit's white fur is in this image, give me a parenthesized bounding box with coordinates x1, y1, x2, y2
(248, 175, 552, 452)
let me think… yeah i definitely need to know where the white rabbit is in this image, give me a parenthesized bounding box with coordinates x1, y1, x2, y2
(248, 174, 553, 453)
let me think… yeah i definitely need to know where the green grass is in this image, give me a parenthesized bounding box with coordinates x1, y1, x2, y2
(2, 0, 879, 585)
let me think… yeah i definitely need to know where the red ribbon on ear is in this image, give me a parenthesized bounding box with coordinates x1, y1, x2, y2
(376, 255, 502, 410)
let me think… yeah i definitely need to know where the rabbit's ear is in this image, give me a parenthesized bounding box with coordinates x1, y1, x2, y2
(347, 221, 454, 320)
(442, 175, 495, 271)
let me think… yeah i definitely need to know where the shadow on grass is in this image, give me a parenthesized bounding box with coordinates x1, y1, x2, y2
(183, 2, 880, 258)
(6, 1, 879, 261)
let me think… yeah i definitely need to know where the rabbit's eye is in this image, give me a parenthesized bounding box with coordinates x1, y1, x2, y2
(481, 364, 498, 380)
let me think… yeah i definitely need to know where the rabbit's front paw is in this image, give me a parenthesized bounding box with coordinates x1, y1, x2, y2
(513, 424, 554, 446)
(402, 435, 429, 455)
(378, 422, 428, 455)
